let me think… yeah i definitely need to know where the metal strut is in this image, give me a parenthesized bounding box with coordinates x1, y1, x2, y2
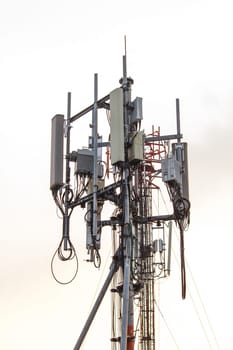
(73, 250, 120, 350)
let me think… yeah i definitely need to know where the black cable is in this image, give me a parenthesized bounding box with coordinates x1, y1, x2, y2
(171, 191, 190, 299)
(154, 299, 181, 350)
(84, 209, 92, 223)
(179, 227, 186, 299)
(93, 248, 101, 268)
(58, 236, 75, 261)
(51, 236, 78, 285)
(52, 189, 65, 216)
(61, 187, 74, 204)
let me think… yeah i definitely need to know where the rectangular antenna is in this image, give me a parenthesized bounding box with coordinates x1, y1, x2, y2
(181, 142, 189, 200)
(50, 114, 64, 190)
(110, 88, 124, 164)
(172, 142, 189, 200)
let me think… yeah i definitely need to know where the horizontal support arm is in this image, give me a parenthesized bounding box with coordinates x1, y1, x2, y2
(68, 180, 121, 209)
(134, 214, 175, 224)
(145, 134, 183, 143)
(70, 94, 110, 123)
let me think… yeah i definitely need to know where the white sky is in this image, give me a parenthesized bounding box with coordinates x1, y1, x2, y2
(1, 0, 233, 349)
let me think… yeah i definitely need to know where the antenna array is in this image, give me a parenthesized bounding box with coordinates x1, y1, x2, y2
(50, 48, 190, 350)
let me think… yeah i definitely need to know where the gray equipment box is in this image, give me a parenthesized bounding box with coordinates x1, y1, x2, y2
(76, 149, 94, 175)
(128, 131, 144, 163)
(161, 156, 182, 186)
(130, 97, 143, 124)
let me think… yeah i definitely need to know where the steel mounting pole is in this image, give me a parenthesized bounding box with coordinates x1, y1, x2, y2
(63, 92, 72, 250)
(176, 98, 181, 143)
(120, 51, 134, 350)
(92, 74, 98, 242)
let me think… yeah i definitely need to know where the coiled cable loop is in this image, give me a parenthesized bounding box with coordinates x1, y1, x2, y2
(51, 237, 78, 285)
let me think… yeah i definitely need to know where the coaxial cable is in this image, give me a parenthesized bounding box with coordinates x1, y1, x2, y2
(51, 236, 78, 285)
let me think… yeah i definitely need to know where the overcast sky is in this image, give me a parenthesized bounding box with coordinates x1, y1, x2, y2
(1, 0, 233, 349)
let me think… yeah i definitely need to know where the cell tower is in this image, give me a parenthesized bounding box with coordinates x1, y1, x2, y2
(50, 48, 190, 350)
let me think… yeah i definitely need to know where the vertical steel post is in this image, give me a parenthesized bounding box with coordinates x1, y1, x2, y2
(167, 221, 172, 276)
(63, 92, 71, 250)
(92, 74, 98, 240)
(175, 98, 183, 175)
(120, 51, 134, 350)
(176, 98, 181, 143)
(121, 244, 131, 350)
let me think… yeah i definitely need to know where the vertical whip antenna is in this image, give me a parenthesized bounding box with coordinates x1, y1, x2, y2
(123, 35, 127, 86)
(124, 35, 127, 56)
(176, 98, 181, 143)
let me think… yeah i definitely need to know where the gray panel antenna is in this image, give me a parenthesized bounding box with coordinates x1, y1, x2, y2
(50, 114, 64, 190)
(110, 88, 124, 165)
